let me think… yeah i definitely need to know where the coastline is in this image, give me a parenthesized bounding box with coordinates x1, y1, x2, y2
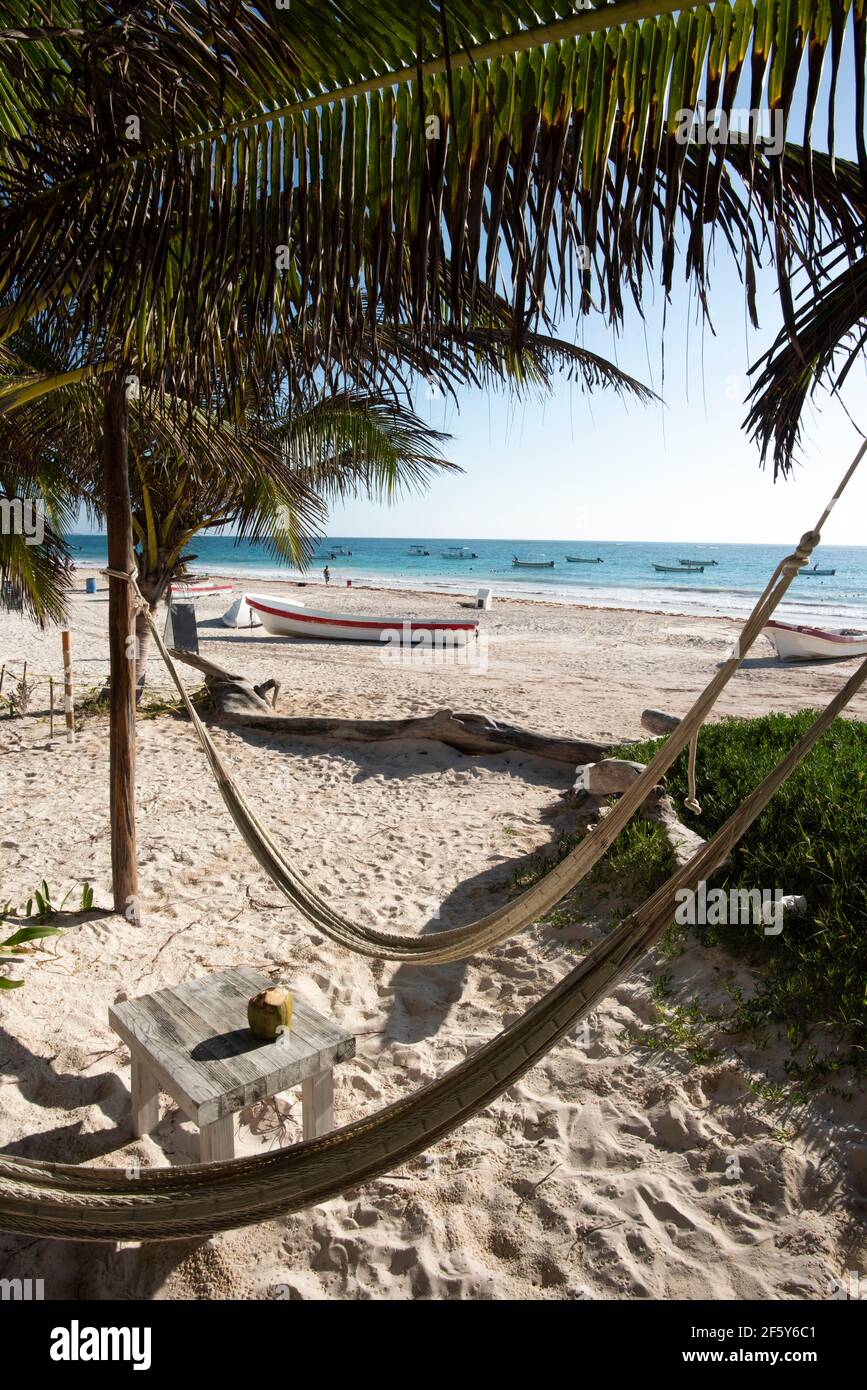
(68, 556, 867, 627)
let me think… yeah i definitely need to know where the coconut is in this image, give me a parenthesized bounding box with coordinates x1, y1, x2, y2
(247, 986, 293, 1039)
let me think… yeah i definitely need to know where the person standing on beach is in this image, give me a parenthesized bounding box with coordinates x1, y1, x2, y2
(323, 565, 331, 585)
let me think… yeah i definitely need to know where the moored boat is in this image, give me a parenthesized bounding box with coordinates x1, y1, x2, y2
(245, 593, 479, 643)
(653, 563, 704, 573)
(566, 555, 603, 563)
(441, 545, 478, 559)
(763, 619, 867, 661)
(513, 556, 555, 568)
(407, 545, 430, 556)
(798, 565, 836, 576)
(678, 558, 718, 566)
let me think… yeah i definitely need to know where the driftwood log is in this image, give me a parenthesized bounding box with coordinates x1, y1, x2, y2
(641, 708, 682, 735)
(169, 648, 613, 766)
(570, 756, 707, 869)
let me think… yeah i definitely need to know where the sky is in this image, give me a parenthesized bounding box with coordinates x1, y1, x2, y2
(326, 275, 867, 546)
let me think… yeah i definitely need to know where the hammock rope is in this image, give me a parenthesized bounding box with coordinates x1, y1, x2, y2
(97, 434, 866, 965)
(111, 525, 819, 963)
(2, 650, 865, 1240)
(0, 440, 857, 1240)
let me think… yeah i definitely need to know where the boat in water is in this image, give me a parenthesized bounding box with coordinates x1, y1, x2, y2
(798, 565, 836, 576)
(513, 556, 555, 569)
(441, 545, 478, 559)
(407, 545, 430, 556)
(763, 619, 867, 661)
(653, 563, 704, 573)
(678, 558, 718, 566)
(566, 555, 603, 563)
(245, 593, 479, 643)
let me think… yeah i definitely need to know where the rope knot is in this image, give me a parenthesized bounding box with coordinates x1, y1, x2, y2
(100, 566, 147, 611)
(793, 530, 821, 565)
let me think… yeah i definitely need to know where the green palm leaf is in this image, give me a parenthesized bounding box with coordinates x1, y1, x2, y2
(0, 0, 863, 402)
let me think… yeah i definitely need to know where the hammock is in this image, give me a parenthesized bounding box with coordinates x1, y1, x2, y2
(1, 653, 865, 1240)
(113, 438, 863, 966)
(0, 442, 862, 1240)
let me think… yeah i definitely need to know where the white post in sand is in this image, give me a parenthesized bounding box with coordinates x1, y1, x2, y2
(61, 629, 75, 744)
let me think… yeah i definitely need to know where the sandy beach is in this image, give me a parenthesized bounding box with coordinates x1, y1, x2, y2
(1, 572, 865, 1300)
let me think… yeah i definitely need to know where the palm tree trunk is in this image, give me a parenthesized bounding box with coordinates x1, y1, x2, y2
(134, 604, 155, 702)
(102, 375, 139, 921)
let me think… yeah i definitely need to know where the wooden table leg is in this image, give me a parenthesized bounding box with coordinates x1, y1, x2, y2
(199, 1115, 235, 1163)
(302, 1069, 334, 1140)
(130, 1054, 160, 1138)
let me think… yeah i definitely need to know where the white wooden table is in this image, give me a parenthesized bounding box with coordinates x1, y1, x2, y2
(109, 966, 355, 1163)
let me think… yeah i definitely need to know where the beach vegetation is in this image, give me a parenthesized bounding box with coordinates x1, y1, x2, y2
(603, 713, 867, 1092)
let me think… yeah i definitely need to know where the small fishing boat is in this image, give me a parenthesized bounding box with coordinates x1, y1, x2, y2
(566, 555, 603, 563)
(763, 619, 867, 661)
(171, 580, 234, 595)
(653, 563, 704, 573)
(221, 595, 262, 628)
(513, 556, 555, 569)
(245, 593, 479, 644)
(798, 565, 836, 576)
(678, 558, 718, 566)
(441, 545, 478, 559)
(407, 545, 430, 556)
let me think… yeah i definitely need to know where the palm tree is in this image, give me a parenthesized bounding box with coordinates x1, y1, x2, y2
(1, 1, 863, 913)
(125, 390, 463, 695)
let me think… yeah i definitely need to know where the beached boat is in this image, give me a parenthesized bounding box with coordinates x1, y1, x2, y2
(441, 545, 478, 559)
(513, 556, 555, 568)
(407, 545, 430, 556)
(566, 555, 603, 563)
(678, 558, 718, 566)
(171, 580, 234, 594)
(798, 565, 836, 576)
(245, 593, 479, 643)
(221, 595, 262, 628)
(763, 619, 867, 661)
(653, 563, 704, 573)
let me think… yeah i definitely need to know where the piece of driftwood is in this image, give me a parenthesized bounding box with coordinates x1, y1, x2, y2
(641, 708, 681, 735)
(169, 648, 613, 765)
(573, 758, 646, 796)
(639, 787, 707, 870)
(569, 755, 707, 871)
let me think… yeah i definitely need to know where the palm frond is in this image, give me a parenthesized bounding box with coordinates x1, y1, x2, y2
(744, 245, 867, 475)
(1, 1, 864, 402)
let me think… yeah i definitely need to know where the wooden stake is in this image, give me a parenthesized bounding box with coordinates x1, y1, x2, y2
(49, 675, 55, 740)
(103, 375, 139, 920)
(61, 632, 74, 743)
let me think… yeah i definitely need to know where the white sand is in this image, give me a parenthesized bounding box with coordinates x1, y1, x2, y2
(0, 572, 864, 1300)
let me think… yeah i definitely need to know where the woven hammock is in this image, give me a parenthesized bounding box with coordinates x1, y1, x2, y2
(130, 535, 814, 962)
(1, 651, 865, 1240)
(0, 442, 862, 1240)
(128, 435, 864, 965)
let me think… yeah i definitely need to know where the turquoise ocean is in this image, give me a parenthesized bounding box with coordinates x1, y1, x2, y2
(67, 534, 867, 626)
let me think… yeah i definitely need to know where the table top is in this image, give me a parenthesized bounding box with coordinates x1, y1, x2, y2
(109, 965, 355, 1126)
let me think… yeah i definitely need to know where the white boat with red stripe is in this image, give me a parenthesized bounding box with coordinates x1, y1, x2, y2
(245, 593, 479, 644)
(763, 619, 867, 661)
